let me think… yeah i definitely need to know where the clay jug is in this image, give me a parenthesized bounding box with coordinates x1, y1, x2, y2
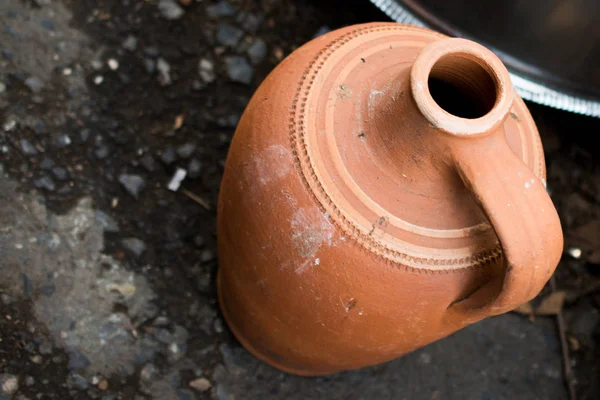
(217, 23, 563, 376)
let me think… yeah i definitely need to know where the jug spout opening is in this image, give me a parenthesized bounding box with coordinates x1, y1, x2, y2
(410, 38, 514, 137)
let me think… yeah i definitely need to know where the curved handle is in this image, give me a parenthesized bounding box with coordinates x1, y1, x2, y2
(447, 130, 563, 320)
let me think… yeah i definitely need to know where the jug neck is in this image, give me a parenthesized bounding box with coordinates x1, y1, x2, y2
(409, 38, 514, 139)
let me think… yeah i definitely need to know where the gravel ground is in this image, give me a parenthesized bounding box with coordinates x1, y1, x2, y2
(1, 0, 599, 399)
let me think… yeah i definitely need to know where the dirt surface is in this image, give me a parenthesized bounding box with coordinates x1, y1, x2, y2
(0, 0, 599, 399)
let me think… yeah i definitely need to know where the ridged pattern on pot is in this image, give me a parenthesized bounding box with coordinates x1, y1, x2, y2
(369, 0, 600, 118)
(288, 24, 507, 271)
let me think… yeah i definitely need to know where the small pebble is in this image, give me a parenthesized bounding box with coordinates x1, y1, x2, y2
(224, 56, 253, 84)
(0, 374, 19, 395)
(25, 376, 35, 387)
(143, 59, 156, 74)
(39, 341, 52, 355)
(98, 380, 109, 391)
(191, 80, 205, 91)
(161, 147, 177, 165)
(193, 235, 205, 248)
(51, 167, 68, 181)
(216, 383, 230, 400)
(213, 318, 224, 333)
(95, 210, 120, 233)
(31, 354, 43, 364)
(273, 47, 284, 61)
(201, 249, 214, 262)
(91, 60, 103, 70)
(107, 59, 119, 71)
(176, 143, 196, 159)
(70, 374, 89, 390)
(0, 82, 6, 93)
(1, 293, 13, 304)
(122, 35, 138, 51)
(94, 75, 104, 85)
(153, 316, 170, 326)
(188, 159, 203, 179)
(63, 67, 73, 76)
(174, 114, 184, 130)
(167, 168, 187, 191)
(25, 76, 44, 93)
(80, 129, 91, 142)
(189, 377, 211, 392)
(121, 238, 147, 258)
(568, 247, 582, 259)
(158, 0, 185, 20)
(20, 139, 38, 155)
(157, 58, 172, 86)
(40, 19, 55, 31)
(55, 134, 71, 147)
(139, 363, 158, 382)
(247, 39, 267, 65)
(57, 185, 72, 195)
(140, 153, 157, 172)
(34, 176, 56, 191)
(167, 342, 186, 363)
(216, 23, 244, 47)
(237, 12, 264, 34)
(144, 46, 160, 57)
(216, 115, 239, 128)
(313, 25, 331, 38)
(4, 119, 17, 132)
(95, 145, 110, 160)
(40, 158, 55, 169)
(198, 59, 216, 83)
(118, 174, 145, 198)
(207, 1, 236, 18)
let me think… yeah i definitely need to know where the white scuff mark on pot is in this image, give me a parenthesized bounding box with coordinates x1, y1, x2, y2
(254, 145, 293, 185)
(344, 297, 356, 312)
(369, 89, 385, 110)
(336, 84, 353, 101)
(525, 177, 536, 189)
(291, 207, 336, 274)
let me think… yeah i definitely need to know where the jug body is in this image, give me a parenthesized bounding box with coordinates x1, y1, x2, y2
(217, 23, 563, 376)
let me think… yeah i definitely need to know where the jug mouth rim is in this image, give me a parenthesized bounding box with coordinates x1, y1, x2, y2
(410, 37, 514, 137)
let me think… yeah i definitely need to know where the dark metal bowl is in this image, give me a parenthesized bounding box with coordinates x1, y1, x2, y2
(370, 0, 600, 117)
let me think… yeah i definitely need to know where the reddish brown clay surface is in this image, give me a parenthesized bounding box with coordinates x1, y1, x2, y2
(217, 22, 563, 376)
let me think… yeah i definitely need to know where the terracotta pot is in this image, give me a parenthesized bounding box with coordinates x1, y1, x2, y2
(217, 22, 563, 376)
